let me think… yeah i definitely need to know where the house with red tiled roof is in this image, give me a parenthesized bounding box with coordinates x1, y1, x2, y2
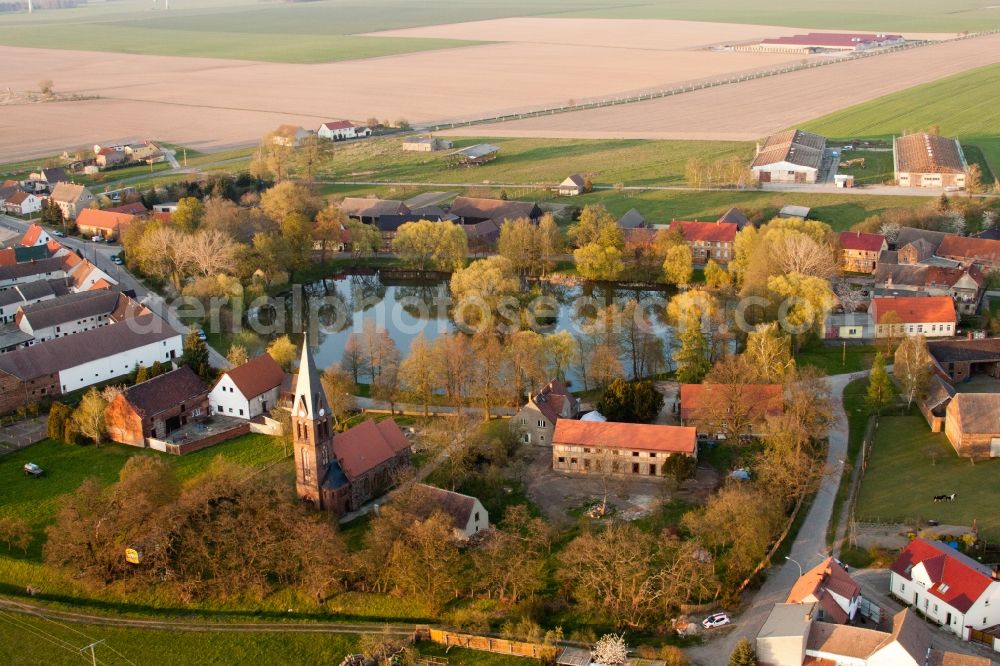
(875, 264, 983, 315)
(75, 208, 135, 240)
(679, 383, 783, 439)
(317, 120, 370, 141)
(889, 538, 1000, 643)
(869, 296, 956, 338)
(551, 420, 696, 478)
(105, 202, 148, 217)
(669, 220, 738, 265)
(786, 557, 861, 624)
(839, 231, 887, 273)
(19, 224, 52, 248)
(511, 379, 581, 446)
(209, 352, 286, 420)
(938, 235, 1000, 271)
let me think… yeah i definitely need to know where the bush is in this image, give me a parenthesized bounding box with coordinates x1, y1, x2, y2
(597, 378, 664, 423)
(47, 403, 72, 442)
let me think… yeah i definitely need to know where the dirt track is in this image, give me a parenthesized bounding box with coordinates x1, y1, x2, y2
(441, 31, 1000, 141)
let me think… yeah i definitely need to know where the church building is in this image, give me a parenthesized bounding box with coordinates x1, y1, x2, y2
(292, 344, 412, 515)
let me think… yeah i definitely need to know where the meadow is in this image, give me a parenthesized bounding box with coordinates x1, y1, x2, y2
(855, 411, 1000, 540)
(802, 64, 1000, 179)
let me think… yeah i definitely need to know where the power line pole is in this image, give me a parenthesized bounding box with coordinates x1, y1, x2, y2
(80, 639, 105, 666)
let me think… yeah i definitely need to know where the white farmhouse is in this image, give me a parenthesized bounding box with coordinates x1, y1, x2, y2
(889, 538, 1000, 645)
(318, 120, 370, 141)
(209, 352, 286, 419)
(413, 484, 489, 541)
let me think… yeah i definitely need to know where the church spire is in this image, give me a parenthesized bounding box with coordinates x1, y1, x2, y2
(294, 341, 329, 420)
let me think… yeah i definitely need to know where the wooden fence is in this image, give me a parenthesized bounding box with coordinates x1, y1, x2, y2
(422, 628, 551, 659)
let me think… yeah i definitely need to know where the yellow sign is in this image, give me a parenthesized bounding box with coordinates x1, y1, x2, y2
(125, 548, 142, 565)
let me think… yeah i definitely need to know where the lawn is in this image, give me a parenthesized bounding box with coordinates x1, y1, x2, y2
(855, 411, 1000, 539)
(827, 378, 870, 549)
(835, 149, 895, 186)
(566, 0, 1000, 32)
(795, 342, 877, 376)
(802, 64, 1000, 182)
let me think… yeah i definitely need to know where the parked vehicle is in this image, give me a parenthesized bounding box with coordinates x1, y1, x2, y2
(111, 254, 123, 265)
(196, 328, 207, 342)
(23, 462, 44, 478)
(53, 230, 66, 238)
(702, 612, 731, 629)
(91, 235, 104, 242)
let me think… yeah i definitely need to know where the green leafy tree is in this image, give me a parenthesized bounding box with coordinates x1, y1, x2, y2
(673, 325, 711, 384)
(345, 218, 381, 258)
(597, 378, 664, 423)
(574, 242, 624, 281)
(135, 365, 150, 383)
(183, 327, 212, 381)
(314, 203, 348, 265)
(71, 388, 107, 446)
(41, 198, 64, 226)
(728, 638, 756, 666)
(663, 243, 693, 286)
(866, 352, 894, 416)
(47, 402, 72, 442)
(266, 335, 298, 372)
(172, 197, 204, 232)
(704, 259, 731, 289)
(392, 220, 468, 271)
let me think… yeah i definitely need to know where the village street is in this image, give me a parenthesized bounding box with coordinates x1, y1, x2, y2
(686, 371, 860, 666)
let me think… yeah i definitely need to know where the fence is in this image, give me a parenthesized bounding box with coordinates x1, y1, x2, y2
(419, 30, 1000, 133)
(421, 629, 552, 660)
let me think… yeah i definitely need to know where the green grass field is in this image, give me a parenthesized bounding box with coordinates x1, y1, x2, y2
(855, 411, 1000, 539)
(795, 342, 878, 376)
(802, 64, 1000, 182)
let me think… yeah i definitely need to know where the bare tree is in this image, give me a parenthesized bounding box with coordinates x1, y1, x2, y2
(894, 334, 933, 408)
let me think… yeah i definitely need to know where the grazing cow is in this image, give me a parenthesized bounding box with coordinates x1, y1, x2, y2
(933, 493, 956, 502)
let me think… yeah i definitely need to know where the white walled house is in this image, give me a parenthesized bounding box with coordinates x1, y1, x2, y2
(2, 191, 43, 216)
(19, 225, 52, 248)
(318, 120, 361, 140)
(414, 484, 489, 541)
(889, 539, 1000, 644)
(785, 557, 861, 624)
(15, 290, 122, 343)
(209, 352, 285, 419)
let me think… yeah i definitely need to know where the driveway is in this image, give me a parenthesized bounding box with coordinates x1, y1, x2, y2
(686, 372, 860, 666)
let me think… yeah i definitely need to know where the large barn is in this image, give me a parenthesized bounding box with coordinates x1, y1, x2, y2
(751, 129, 826, 184)
(893, 133, 968, 189)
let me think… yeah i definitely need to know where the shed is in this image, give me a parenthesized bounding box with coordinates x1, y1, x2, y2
(448, 143, 500, 167)
(778, 205, 811, 219)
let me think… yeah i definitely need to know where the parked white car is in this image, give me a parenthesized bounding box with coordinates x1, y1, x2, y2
(702, 612, 731, 629)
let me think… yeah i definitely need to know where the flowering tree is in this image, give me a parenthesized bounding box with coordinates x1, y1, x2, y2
(592, 634, 628, 666)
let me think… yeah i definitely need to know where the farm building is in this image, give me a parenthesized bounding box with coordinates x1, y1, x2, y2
(927, 338, 1000, 383)
(75, 208, 135, 240)
(869, 296, 956, 338)
(338, 197, 410, 225)
(937, 235, 1000, 271)
(617, 208, 646, 230)
(744, 32, 904, 54)
(668, 220, 738, 265)
(893, 133, 968, 189)
(448, 196, 541, 225)
(751, 129, 826, 184)
(317, 120, 364, 141)
(839, 231, 887, 273)
(551, 420, 696, 479)
(105, 366, 211, 448)
(448, 143, 500, 167)
(717, 207, 750, 229)
(401, 136, 453, 152)
(679, 383, 783, 439)
(511, 379, 581, 446)
(558, 174, 586, 196)
(944, 393, 1000, 457)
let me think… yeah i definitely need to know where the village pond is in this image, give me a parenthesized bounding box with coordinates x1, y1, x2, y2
(250, 271, 681, 387)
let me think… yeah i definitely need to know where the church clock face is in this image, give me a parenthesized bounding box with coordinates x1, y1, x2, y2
(319, 408, 325, 417)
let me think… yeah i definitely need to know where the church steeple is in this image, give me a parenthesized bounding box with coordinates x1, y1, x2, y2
(292, 342, 333, 508)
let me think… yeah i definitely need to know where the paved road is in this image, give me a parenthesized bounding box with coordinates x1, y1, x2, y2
(0, 215, 229, 369)
(687, 371, 862, 666)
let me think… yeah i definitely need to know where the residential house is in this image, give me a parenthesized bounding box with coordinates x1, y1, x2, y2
(19, 224, 52, 248)
(825, 310, 875, 340)
(338, 197, 410, 225)
(0, 279, 67, 324)
(14, 289, 131, 344)
(876, 264, 983, 315)
(464, 219, 502, 255)
(558, 174, 586, 196)
(105, 202, 148, 217)
(551, 420, 697, 478)
(751, 129, 826, 183)
(895, 227, 950, 257)
(126, 143, 163, 163)
(927, 338, 1000, 383)
(889, 538, 1000, 642)
(411, 484, 489, 540)
(944, 393, 1000, 457)
(401, 136, 453, 152)
(869, 296, 956, 338)
(75, 208, 135, 240)
(839, 231, 887, 273)
(668, 220, 738, 265)
(2, 191, 43, 217)
(0, 257, 67, 292)
(937, 235, 1000, 272)
(49, 182, 94, 221)
(757, 604, 991, 666)
(293, 344, 411, 514)
(375, 213, 444, 252)
(0, 312, 182, 413)
(38, 168, 68, 185)
(718, 207, 750, 230)
(105, 366, 210, 447)
(894, 133, 968, 189)
(318, 120, 363, 141)
(786, 557, 861, 624)
(209, 352, 286, 420)
(511, 379, 581, 446)
(272, 124, 311, 147)
(679, 383, 783, 439)
(448, 196, 541, 225)
(0, 183, 20, 207)
(95, 147, 127, 168)
(617, 208, 646, 231)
